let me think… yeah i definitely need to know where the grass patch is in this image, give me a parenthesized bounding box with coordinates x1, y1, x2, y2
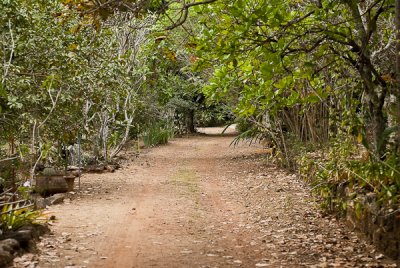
(142, 122, 174, 147)
(170, 167, 199, 194)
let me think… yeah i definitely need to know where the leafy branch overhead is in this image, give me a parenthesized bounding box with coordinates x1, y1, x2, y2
(195, 0, 397, 154)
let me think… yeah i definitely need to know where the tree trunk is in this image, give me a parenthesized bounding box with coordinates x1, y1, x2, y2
(371, 103, 386, 157)
(396, 0, 400, 155)
(344, 1, 387, 157)
(187, 109, 196, 133)
(360, 67, 387, 157)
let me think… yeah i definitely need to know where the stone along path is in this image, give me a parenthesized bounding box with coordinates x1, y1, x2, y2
(14, 127, 397, 267)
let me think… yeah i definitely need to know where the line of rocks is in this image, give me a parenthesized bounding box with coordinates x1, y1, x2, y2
(33, 193, 67, 209)
(0, 192, 67, 267)
(0, 224, 49, 268)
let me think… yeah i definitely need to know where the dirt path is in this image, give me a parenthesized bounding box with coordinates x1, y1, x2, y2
(14, 127, 397, 267)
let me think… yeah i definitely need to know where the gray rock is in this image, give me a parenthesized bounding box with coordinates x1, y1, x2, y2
(18, 223, 50, 239)
(0, 248, 12, 268)
(35, 197, 49, 209)
(47, 193, 65, 205)
(0, 238, 20, 253)
(4, 230, 32, 249)
(0, 239, 20, 268)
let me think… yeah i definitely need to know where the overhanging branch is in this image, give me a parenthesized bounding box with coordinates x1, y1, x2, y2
(165, 0, 218, 30)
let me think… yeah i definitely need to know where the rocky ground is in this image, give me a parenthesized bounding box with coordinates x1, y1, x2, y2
(12, 127, 398, 267)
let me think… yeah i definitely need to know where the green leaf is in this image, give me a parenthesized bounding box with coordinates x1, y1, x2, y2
(0, 84, 6, 98)
(306, 94, 321, 104)
(260, 62, 272, 80)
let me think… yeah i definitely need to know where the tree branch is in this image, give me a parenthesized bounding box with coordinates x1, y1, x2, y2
(2, 19, 15, 86)
(165, 0, 218, 30)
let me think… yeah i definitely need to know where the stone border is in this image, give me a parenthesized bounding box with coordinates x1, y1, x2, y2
(0, 224, 49, 267)
(346, 193, 400, 260)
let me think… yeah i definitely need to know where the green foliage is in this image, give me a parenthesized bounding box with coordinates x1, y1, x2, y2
(231, 122, 262, 147)
(0, 158, 23, 189)
(0, 203, 47, 232)
(195, 105, 233, 127)
(235, 119, 252, 134)
(299, 137, 400, 213)
(193, 0, 397, 152)
(188, 0, 400, 215)
(142, 122, 174, 147)
(0, 1, 169, 172)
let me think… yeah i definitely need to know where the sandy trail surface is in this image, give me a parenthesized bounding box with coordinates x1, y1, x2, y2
(14, 127, 397, 267)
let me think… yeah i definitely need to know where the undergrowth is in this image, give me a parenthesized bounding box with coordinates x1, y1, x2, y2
(1, 203, 47, 232)
(0, 190, 48, 233)
(142, 122, 174, 147)
(298, 137, 400, 217)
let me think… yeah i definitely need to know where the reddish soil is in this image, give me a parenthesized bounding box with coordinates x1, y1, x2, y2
(14, 127, 397, 267)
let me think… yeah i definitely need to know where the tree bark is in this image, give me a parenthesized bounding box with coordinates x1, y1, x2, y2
(396, 0, 400, 154)
(187, 109, 196, 133)
(344, 1, 388, 157)
(360, 67, 387, 157)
